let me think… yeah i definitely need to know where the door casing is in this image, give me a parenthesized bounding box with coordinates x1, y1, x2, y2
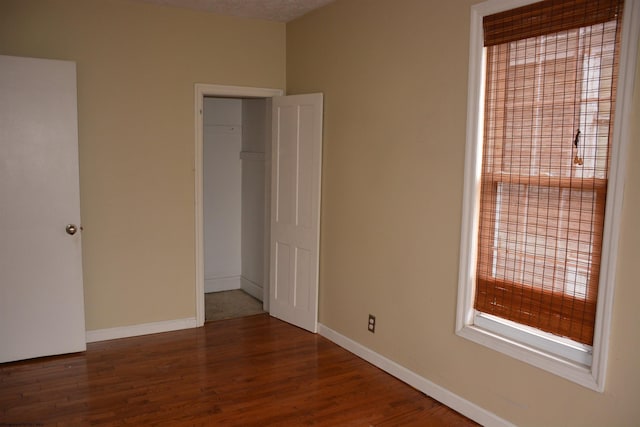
(194, 84, 283, 326)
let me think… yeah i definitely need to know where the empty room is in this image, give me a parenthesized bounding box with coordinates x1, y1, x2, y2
(1, 0, 639, 425)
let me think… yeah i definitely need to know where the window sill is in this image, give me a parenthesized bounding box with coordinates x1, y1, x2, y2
(456, 321, 601, 391)
(474, 312, 592, 366)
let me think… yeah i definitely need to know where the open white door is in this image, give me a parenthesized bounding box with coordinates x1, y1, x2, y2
(0, 55, 86, 363)
(269, 93, 323, 333)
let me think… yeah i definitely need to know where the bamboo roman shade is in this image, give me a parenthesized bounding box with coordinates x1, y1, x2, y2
(483, 0, 624, 46)
(474, 0, 624, 345)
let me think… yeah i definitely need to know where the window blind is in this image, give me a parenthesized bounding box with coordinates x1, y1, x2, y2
(474, 0, 623, 345)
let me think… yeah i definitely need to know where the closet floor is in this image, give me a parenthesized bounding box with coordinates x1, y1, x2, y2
(205, 289, 265, 322)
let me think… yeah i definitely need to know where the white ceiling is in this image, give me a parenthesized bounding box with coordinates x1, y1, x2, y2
(135, 0, 335, 22)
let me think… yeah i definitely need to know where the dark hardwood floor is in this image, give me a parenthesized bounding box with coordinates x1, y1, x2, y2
(0, 314, 478, 426)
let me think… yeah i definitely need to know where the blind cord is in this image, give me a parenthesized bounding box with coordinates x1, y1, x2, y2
(573, 128, 584, 165)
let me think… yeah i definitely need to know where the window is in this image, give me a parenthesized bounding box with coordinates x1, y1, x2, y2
(477, 2, 621, 348)
(458, 0, 639, 391)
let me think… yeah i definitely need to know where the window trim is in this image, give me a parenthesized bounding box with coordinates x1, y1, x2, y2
(457, 0, 640, 391)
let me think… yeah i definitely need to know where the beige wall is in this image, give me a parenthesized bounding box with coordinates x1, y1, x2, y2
(0, 0, 285, 330)
(287, 0, 640, 425)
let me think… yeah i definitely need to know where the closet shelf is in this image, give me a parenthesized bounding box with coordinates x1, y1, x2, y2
(240, 151, 265, 161)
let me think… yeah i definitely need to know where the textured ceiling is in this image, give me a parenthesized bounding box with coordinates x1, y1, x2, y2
(135, 0, 335, 22)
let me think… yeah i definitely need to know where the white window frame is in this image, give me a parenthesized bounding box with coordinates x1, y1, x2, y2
(457, 0, 640, 391)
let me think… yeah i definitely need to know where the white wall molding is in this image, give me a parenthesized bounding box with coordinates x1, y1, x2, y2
(240, 276, 263, 301)
(204, 275, 241, 293)
(318, 323, 515, 427)
(86, 317, 197, 343)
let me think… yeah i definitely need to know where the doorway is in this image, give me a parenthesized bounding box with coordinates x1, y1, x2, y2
(202, 96, 268, 321)
(194, 84, 283, 327)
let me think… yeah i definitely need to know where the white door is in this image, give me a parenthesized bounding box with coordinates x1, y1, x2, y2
(0, 55, 86, 363)
(269, 93, 323, 333)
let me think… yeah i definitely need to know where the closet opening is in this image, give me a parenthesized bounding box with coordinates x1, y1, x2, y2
(202, 96, 271, 322)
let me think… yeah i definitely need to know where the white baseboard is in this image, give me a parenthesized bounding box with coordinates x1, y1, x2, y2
(86, 317, 197, 343)
(318, 324, 515, 427)
(240, 276, 263, 301)
(205, 275, 241, 293)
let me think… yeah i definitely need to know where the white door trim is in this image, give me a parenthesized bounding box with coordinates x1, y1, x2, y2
(194, 84, 283, 326)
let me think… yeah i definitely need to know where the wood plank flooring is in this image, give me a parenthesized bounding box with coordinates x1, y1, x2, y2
(0, 314, 478, 426)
